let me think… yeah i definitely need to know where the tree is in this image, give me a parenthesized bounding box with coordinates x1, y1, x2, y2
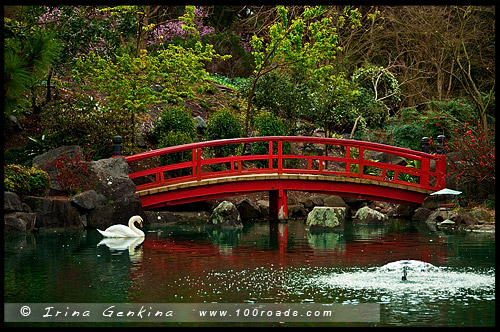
(72, 6, 229, 154)
(244, 6, 359, 136)
(4, 17, 61, 116)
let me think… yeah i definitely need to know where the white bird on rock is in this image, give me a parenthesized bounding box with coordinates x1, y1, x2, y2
(97, 215, 145, 238)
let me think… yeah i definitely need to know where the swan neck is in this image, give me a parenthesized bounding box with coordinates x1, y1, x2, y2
(128, 217, 143, 236)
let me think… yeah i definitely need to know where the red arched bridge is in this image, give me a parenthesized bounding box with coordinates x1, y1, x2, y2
(124, 136, 446, 218)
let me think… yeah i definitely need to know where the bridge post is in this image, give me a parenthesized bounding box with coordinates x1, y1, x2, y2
(269, 189, 288, 220)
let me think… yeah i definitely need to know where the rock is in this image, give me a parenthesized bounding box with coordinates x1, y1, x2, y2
(4, 191, 24, 212)
(90, 156, 130, 179)
(4, 212, 36, 232)
(299, 195, 325, 210)
(426, 209, 457, 224)
(194, 116, 207, 131)
(71, 190, 107, 211)
(237, 198, 263, 221)
(412, 207, 432, 221)
(8, 115, 23, 131)
(256, 200, 270, 216)
(306, 206, 345, 229)
(394, 204, 416, 218)
(136, 135, 147, 148)
(144, 210, 177, 224)
(208, 201, 243, 228)
(89, 157, 137, 201)
(173, 211, 211, 223)
(32, 145, 84, 195)
(288, 204, 308, 218)
(451, 210, 478, 227)
(323, 195, 347, 208)
(469, 209, 491, 222)
(23, 196, 82, 229)
(354, 206, 388, 223)
(87, 193, 144, 230)
(421, 196, 439, 210)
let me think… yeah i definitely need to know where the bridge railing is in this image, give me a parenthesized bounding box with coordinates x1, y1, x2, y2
(125, 136, 446, 192)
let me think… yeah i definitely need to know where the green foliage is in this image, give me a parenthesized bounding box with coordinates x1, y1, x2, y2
(41, 93, 121, 159)
(352, 64, 401, 108)
(71, 8, 229, 154)
(157, 131, 195, 177)
(4, 164, 50, 197)
(250, 6, 345, 80)
(309, 74, 361, 136)
(252, 71, 313, 134)
(252, 112, 289, 168)
(208, 74, 250, 91)
(386, 123, 426, 150)
(426, 98, 477, 125)
(150, 106, 196, 144)
(4, 23, 61, 116)
(3, 50, 31, 118)
(205, 108, 243, 158)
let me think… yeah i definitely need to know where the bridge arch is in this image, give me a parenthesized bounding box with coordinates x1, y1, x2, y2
(124, 136, 446, 218)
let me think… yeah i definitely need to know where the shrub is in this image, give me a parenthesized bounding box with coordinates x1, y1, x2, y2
(42, 93, 122, 159)
(157, 131, 195, 177)
(4, 164, 50, 197)
(44, 148, 94, 196)
(150, 105, 196, 144)
(252, 112, 290, 168)
(446, 121, 495, 198)
(205, 108, 243, 158)
(386, 123, 426, 150)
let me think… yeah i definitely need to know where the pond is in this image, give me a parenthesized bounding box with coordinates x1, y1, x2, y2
(4, 218, 495, 327)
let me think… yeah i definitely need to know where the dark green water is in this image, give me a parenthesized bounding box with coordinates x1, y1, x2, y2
(4, 219, 495, 327)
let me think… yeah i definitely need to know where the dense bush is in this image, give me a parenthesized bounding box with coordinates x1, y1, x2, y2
(41, 93, 122, 159)
(4, 164, 50, 197)
(446, 121, 495, 199)
(252, 112, 289, 168)
(44, 148, 94, 196)
(150, 105, 197, 144)
(205, 108, 243, 159)
(157, 131, 195, 177)
(386, 123, 426, 150)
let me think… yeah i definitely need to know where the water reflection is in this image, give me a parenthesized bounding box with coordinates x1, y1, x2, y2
(97, 237, 144, 263)
(4, 219, 495, 326)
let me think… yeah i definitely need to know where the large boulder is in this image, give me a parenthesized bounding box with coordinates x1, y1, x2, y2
(4, 191, 24, 212)
(354, 206, 388, 223)
(4, 212, 36, 232)
(469, 209, 491, 222)
(4, 191, 36, 232)
(412, 207, 432, 221)
(32, 145, 84, 195)
(306, 206, 345, 229)
(208, 201, 243, 228)
(323, 195, 347, 208)
(71, 190, 107, 211)
(237, 198, 263, 221)
(87, 193, 144, 230)
(89, 157, 137, 201)
(23, 196, 82, 229)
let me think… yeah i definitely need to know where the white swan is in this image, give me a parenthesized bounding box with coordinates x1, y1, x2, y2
(97, 215, 145, 238)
